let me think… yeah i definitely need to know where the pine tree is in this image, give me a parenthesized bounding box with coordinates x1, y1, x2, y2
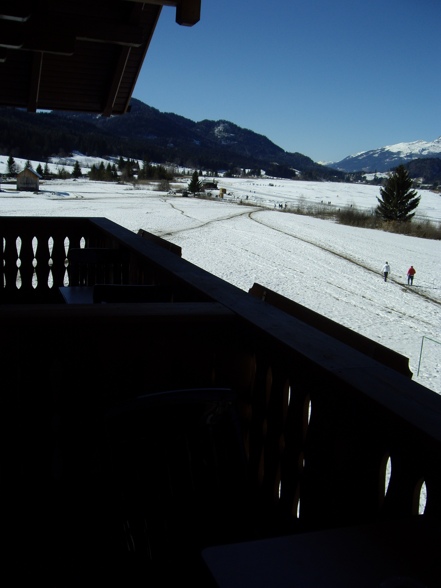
(7, 155, 17, 176)
(57, 166, 70, 179)
(72, 160, 82, 178)
(89, 164, 98, 181)
(188, 170, 202, 195)
(376, 165, 420, 222)
(105, 163, 114, 181)
(98, 161, 106, 181)
(118, 156, 126, 172)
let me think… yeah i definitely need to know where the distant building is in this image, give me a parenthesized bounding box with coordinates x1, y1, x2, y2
(202, 181, 218, 191)
(17, 167, 41, 191)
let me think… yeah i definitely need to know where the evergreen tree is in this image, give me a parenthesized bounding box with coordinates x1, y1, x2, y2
(118, 156, 126, 172)
(98, 161, 106, 181)
(188, 170, 203, 195)
(57, 166, 70, 179)
(105, 163, 114, 181)
(72, 160, 82, 178)
(7, 155, 17, 176)
(111, 163, 118, 181)
(25, 159, 32, 169)
(89, 164, 99, 181)
(36, 163, 43, 176)
(139, 159, 149, 180)
(376, 165, 420, 222)
(120, 158, 134, 181)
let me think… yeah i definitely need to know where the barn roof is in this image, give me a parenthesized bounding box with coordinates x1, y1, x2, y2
(0, 1, 200, 116)
(18, 167, 41, 178)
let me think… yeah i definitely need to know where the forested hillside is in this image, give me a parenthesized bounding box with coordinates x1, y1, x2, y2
(0, 100, 345, 181)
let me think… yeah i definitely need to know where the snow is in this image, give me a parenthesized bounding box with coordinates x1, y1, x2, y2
(361, 137, 441, 157)
(336, 137, 441, 168)
(1, 157, 440, 395)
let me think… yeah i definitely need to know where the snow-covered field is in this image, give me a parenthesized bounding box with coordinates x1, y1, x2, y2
(1, 164, 440, 394)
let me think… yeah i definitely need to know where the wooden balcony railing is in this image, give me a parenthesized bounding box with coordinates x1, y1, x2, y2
(2, 216, 441, 583)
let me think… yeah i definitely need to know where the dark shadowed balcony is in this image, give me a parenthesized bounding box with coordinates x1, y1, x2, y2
(2, 215, 441, 585)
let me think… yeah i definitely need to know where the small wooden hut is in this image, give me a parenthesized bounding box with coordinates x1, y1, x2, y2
(17, 167, 41, 192)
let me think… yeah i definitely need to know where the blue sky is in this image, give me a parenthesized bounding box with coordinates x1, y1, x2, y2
(133, 0, 441, 164)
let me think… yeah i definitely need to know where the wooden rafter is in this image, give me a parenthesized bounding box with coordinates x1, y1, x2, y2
(126, 0, 201, 26)
(28, 51, 43, 112)
(0, 1, 201, 116)
(0, 1, 32, 22)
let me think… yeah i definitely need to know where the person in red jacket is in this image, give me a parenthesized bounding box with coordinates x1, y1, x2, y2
(407, 265, 416, 285)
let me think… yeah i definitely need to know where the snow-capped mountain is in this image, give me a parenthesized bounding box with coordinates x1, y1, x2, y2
(328, 137, 441, 173)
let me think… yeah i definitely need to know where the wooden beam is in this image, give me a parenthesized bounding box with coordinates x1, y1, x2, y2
(176, 0, 200, 26)
(24, 22, 76, 55)
(0, 1, 31, 22)
(27, 51, 43, 113)
(127, 0, 200, 26)
(0, 17, 75, 54)
(102, 46, 132, 116)
(77, 20, 146, 47)
(0, 16, 144, 54)
(101, 2, 162, 116)
(0, 20, 24, 49)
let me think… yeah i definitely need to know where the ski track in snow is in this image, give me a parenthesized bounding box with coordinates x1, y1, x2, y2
(154, 200, 440, 393)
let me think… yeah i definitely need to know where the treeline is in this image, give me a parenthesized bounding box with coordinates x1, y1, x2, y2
(0, 105, 346, 181)
(89, 158, 174, 182)
(405, 158, 441, 186)
(0, 107, 168, 164)
(0, 107, 267, 175)
(3, 153, 175, 183)
(2, 155, 77, 179)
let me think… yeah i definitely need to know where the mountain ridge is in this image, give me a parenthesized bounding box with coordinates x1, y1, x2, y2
(329, 137, 441, 173)
(0, 98, 440, 184)
(0, 99, 345, 181)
